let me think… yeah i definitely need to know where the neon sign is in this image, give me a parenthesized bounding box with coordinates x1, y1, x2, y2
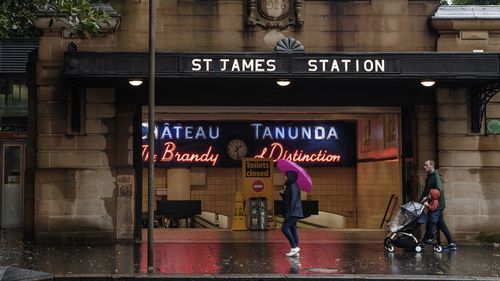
(142, 121, 355, 167)
(142, 123, 220, 140)
(250, 123, 339, 140)
(142, 142, 219, 166)
(255, 142, 341, 163)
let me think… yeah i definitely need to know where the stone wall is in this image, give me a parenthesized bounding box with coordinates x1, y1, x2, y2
(35, 85, 135, 241)
(35, 86, 116, 240)
(432, 14, 500, 240)
(435, 89, 500, 240)
(109, 0, 438, 52)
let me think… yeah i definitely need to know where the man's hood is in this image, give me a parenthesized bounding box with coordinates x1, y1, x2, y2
(429, 169, 442, 176)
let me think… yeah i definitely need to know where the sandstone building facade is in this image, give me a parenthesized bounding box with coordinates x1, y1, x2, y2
(8, 0, 499, 242)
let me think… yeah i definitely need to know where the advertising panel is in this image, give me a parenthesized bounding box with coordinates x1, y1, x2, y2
(141, 121, 356, 167)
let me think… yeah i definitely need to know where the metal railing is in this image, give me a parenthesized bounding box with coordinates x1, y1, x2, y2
(380, 194, 398, 229)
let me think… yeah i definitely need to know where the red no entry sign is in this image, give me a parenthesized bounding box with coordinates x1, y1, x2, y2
(252, 180, 264, 192)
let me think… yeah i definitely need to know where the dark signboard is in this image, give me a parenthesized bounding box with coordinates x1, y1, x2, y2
(141, 121, 356, 167)
(178, 55, 401, 74)
(66, 52, 500, 79)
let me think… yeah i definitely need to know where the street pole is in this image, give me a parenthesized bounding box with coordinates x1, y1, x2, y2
(147, 0, 156, 273)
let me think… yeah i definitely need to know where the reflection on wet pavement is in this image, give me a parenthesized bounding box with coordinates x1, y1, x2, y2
(1, 230, 499, 277)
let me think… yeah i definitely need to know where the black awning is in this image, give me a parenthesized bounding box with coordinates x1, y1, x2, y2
(64, 51, 500, 81)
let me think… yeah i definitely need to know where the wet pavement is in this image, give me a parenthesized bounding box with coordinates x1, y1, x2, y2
(1, 229, 499, 280)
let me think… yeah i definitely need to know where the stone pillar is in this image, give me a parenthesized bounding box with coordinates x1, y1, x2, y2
(34, 87, 118, 242)
(437, 88, 500, 240)
(115, 103, 136, 240)
(167, 168, 191, 200)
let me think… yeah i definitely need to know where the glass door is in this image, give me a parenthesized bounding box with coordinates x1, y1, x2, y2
(1, 144, 24, 228)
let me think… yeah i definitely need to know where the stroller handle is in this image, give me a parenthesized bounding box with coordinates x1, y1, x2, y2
(420, 196, 430, 204)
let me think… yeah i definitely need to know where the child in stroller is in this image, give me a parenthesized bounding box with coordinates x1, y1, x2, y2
(383, 194, 442, 253)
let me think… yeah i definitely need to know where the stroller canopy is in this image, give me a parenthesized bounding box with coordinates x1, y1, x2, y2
(401, 201, 424, 217)
(387, 201, 425, 233)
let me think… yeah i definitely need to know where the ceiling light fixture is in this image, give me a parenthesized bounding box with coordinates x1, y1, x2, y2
(129, 79, 143, 86)
(276, 79, 291, 87)
(420, 80, 435, 87)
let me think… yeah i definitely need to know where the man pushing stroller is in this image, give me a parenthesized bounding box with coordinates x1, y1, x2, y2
(419, 160, 457, 251)
(384, 160, 457, 253)
(383, 190, 443, 253)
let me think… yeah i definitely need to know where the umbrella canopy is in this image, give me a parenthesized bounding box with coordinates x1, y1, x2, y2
(276, 159, 313, 192)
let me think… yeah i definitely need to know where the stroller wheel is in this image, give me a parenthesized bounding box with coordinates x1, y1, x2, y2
(434, 245, 442, 253)
(385, 245, 395, 252)
(415, 245, 422, 253)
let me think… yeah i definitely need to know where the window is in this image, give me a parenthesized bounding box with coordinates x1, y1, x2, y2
(0, 79, 28, 132)
(0, 79, 28, 110)
(66, 84, 86, 135)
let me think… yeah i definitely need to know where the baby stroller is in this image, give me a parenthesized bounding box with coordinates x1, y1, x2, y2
(383, 199, 442, 253)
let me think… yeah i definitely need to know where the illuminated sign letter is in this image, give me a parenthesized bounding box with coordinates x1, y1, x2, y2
(330, 60, 339, 72)
(327, 127, 339, 140)
(342, 59, 351, 71)
(314, 126, 325, 140)
(308, 60, 318, 72)
(251, 123, 263, 139)
(161, 125, 172, 139)
(220, 59, 230, 71)
(192, 59, 202, 71)
(267, 59, 276, 72)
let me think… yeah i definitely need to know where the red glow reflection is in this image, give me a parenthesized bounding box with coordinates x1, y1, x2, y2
(139, 243, 221, 274)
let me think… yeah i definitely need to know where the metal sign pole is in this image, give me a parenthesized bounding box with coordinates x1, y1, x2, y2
(147, 0, 156, 273)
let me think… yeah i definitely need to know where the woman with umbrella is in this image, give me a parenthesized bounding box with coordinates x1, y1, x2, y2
(279, 159, 309, 257)
(278, 160, 312, 257)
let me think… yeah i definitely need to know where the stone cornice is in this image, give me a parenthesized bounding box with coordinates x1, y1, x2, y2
(431, 18, 500, 32)
(431, 6, 500, 32)
(33, 3, 120, 36)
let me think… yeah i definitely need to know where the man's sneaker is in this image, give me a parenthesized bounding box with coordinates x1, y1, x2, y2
(443, 242, 457, 250)
(424, 239, 437, 245)
(285, 247, 300, 256)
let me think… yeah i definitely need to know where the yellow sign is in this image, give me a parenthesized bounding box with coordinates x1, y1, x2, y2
(231, 191, 247, 231)
(242, 158, 274, 200)
(241, 158, 274, 230)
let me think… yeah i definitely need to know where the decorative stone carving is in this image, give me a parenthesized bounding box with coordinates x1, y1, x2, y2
(274, 37, 304, 53)
(117, 175, 134, 197)
(247, 0, 304, 29)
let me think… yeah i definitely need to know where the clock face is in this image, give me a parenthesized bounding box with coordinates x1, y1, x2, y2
(226, 139, 248, 160)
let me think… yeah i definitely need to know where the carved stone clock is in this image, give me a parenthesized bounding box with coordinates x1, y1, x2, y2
(247, 0, 304, 29)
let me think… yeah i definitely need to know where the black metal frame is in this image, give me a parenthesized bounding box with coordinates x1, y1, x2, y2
(470, 82, 500, 133)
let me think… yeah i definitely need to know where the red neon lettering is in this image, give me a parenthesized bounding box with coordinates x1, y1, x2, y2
(141, 144, 158, 162)
(256, 142, 284, 159)
(255, 142, 341, 163)
(161, 141, 219, 166)
(161, 142, 176, 162)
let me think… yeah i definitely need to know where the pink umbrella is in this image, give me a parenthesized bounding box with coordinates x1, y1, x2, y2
(276, 159, 313, 192)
